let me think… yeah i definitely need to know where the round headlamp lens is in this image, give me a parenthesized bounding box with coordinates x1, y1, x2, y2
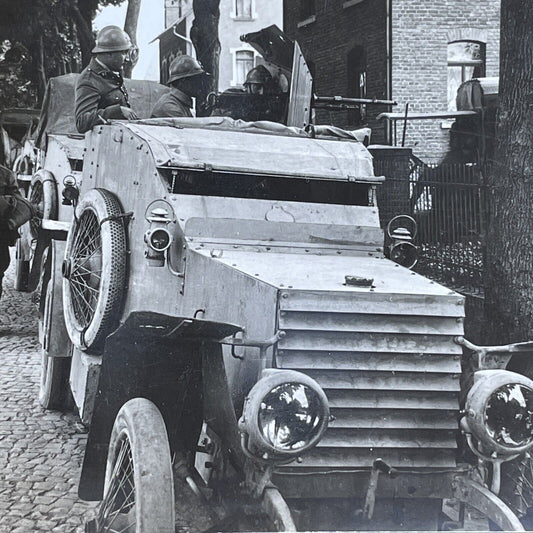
(150, 228, 171, 251)
(258, 382, 324, 452)
(485, 383, 533, 447)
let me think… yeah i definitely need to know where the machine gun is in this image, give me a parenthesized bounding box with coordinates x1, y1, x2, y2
(209, 25, 396, 127)
(236, 25, 397, 128)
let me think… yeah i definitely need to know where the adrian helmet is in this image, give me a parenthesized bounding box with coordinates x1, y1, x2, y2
(92, 26, 131, 54)
(244, 65, 273, 88)
(168, 55, 207, 84)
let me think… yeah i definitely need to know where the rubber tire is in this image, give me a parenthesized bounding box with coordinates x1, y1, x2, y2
(28, 171, 58, 240)
(13, 238, 30, 292)
(63, 188, 127, 352)
(39, 350, 71, 410)
(99, 398, 175, 533)
(38, 244, 72, 410)
(497, 358, 533, 528)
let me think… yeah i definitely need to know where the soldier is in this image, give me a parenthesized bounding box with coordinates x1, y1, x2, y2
(151, 55, 207, 118)
(0, 165, 23, 300)
(75, 25, 138, 134)
(243, 65, 274, 95)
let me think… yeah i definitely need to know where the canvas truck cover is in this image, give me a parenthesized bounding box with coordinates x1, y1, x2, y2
(35, 73, 169, 148)
(125, 117, 381, 182)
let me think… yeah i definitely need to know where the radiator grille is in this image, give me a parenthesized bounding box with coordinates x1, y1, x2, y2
(276, 290, 464, 470)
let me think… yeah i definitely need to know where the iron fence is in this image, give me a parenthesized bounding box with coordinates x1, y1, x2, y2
(375, 155, 486, 294)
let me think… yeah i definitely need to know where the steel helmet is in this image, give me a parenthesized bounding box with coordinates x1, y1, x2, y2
(92, 26, 131, 54)
(168, 55, 206, 84)
(244, 65, 272, 87)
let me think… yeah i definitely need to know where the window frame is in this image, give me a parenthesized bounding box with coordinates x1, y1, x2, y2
(230, 47, 258, 87)
(231, 0, 256, 20)
(447, 39, 486, 112)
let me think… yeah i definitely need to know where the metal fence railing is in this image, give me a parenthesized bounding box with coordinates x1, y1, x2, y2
(374, 153, 486, 294)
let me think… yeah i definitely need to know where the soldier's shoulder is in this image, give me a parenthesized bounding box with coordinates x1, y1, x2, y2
(76, 66, 99, 86)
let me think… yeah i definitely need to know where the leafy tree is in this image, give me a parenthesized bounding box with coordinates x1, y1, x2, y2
(0, 0, 125, 108)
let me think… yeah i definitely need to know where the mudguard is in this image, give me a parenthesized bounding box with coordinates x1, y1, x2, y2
(78, 311, 240, 500)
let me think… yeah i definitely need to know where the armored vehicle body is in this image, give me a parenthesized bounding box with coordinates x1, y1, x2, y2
(17, 69, 533, 532)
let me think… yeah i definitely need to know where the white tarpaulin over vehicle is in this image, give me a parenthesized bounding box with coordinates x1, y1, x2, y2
(125, 117, 380, 183)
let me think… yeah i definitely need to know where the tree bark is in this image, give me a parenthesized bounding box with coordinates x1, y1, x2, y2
(484, 1, 533, 344)
(32, 34, 47, 103)
(123, 0, 141, 78)
(72, 2, 96, 68)
(190, 0, 220, 115)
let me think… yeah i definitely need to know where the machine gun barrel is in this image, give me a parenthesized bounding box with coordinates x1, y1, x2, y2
(314, 95, 397, 108)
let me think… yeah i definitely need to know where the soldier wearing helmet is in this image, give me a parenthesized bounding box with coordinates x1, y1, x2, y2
(151, 55, 208, 118)
(243, 65, 274, 95)
(75, 25, 139, 133)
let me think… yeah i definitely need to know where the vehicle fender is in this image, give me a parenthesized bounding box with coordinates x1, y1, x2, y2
(202, 342, 245, 469)
(78, 312, 241, 500)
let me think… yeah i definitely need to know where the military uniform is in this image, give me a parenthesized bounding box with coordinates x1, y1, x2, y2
(0, 165, 21, 298)
(151, 87, 193, 118)
(75, 57, 132, 133)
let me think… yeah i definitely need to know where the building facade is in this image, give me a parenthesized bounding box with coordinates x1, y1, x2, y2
(163, 0, 283, 92)
(283, 0, 500, 161)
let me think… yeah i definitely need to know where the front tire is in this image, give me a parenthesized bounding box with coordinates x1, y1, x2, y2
(498, 358, 533, 528)
(14, 238, 30, 291)
(91, 398, 175, 533)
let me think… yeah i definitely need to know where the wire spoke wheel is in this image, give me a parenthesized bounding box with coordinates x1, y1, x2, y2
(63, 189, 126, 352)
(90, 398, 175, 533)
(497, 359, 533, 529)
(97, 437, 137, 532)
(69, 210, 102, 328)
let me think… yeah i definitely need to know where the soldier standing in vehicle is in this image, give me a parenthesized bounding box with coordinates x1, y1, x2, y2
(0, 165, 22, 300)
(243, 65, 274, 95)
(151, 55, 207, 118)
(75, 25, 138, 134)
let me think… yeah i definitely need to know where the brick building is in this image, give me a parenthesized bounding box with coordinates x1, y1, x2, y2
(283, 0, 500, 161)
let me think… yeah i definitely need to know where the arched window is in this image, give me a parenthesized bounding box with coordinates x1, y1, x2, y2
(235, 50, 254, 86)
(447, 40, 486, 111)
(347, 45, 366, 123)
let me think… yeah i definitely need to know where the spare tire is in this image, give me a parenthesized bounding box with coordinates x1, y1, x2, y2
(63, 188, 127, 352)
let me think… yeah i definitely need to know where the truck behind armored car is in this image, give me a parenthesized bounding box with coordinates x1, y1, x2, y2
(17, 50, 533, 532)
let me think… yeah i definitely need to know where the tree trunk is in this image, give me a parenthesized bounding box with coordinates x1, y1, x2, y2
(484, 1, 533, 344)
(72, 2, 96, 68)
(32, 34, 48, 103)
(123, 0, 142, 78)
(191, 0, 220, 115)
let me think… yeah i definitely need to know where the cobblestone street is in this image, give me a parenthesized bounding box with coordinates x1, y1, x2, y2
(0, 251, 97, 533)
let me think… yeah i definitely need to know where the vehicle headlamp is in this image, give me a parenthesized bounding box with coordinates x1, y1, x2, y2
(463, 369, 533, 455)
(239, 369, 329, 461)
(145, 227, 172, 252)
